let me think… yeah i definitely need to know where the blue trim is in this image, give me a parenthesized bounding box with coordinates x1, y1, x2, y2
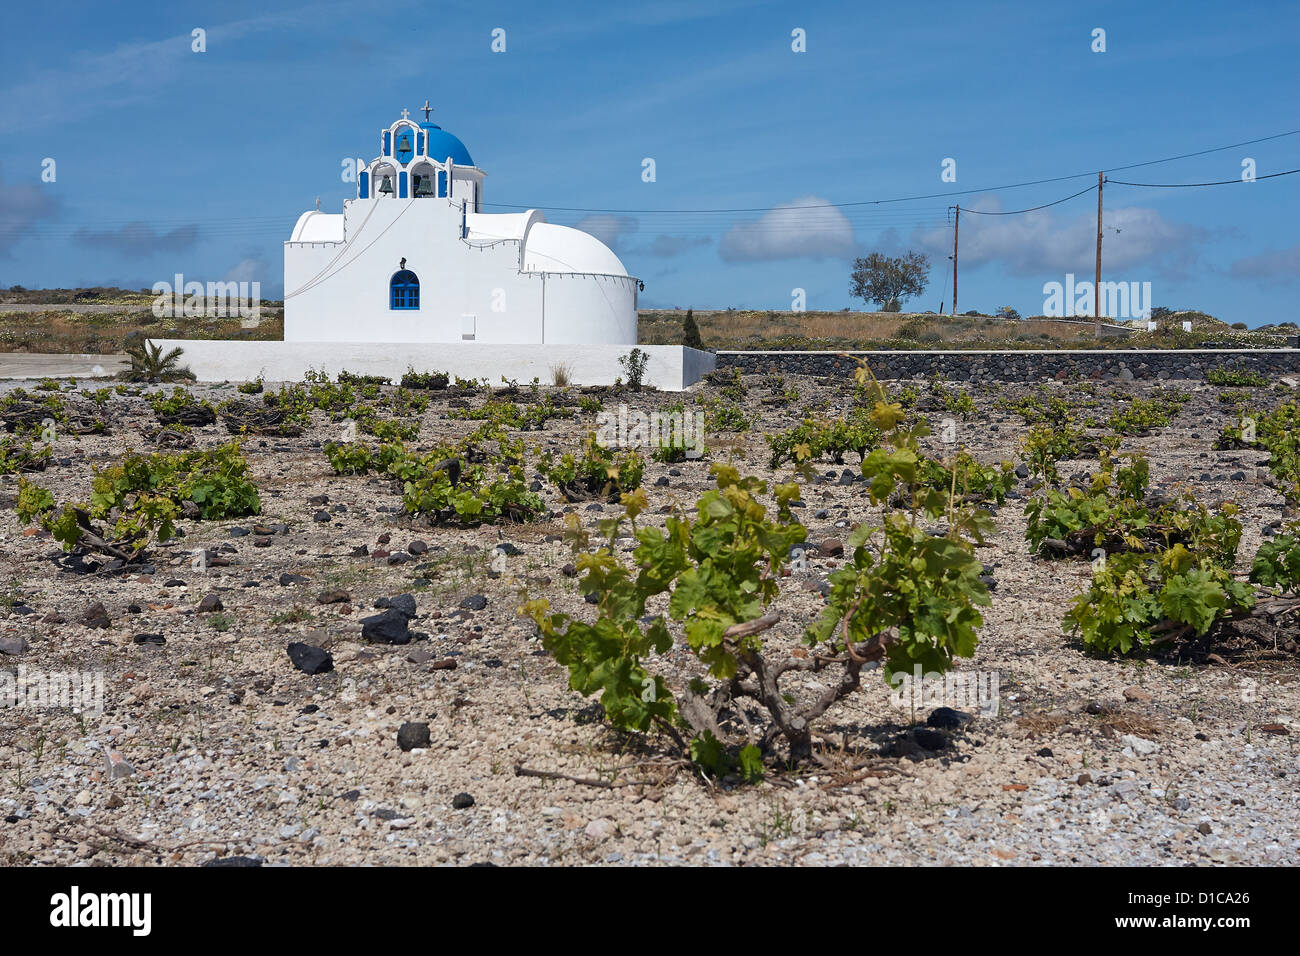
(390, 270, 419, 310)
(437, 170, 447, 197)
(398, 171, 408, 198)
(417, 132, 424, 155)
(383, 131, 391, 156)
(359, 170, 369, 199)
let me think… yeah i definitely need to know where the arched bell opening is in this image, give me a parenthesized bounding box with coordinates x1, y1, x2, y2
(371, 162, 398, 198)
(410, 161, 438, 199)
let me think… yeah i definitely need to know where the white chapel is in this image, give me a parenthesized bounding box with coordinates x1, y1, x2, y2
(283, 107, 641, 345)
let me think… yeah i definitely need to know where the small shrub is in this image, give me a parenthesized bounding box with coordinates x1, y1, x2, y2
(1206, 365, 1269, 387)
(337, 370, 391, 387)
(401, 368, 450, 390)
(619, 348, 650, 390)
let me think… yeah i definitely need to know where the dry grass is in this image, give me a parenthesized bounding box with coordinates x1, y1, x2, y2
(1097, 711, 1168, 738)
(0, 308, 284, 353)
(1014, 713, 1069, 735)
(638, 309, 1134, 350)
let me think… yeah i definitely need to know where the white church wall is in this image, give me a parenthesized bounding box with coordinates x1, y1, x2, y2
(147, 340, 715, 390)
(285, 198, 635, 345)
(286, 200, 545, 344)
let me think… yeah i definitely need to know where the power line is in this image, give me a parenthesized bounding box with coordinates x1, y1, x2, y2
(957, 183, 1099, 216)
(1106, 167, 1300, 187)
(1, 131, 1293, 247)
(944, 165, 1296, 220)
(480, 128, 1300, 215)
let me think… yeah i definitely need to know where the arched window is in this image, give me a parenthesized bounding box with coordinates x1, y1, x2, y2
(390, 270, 419, 310)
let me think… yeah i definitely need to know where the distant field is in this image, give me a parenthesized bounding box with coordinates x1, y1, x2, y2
(0, 300, 284, 353)
(0, 288, 1290, 354)
(639, 309, 1291, 351)
(639, 309, 1129, 349)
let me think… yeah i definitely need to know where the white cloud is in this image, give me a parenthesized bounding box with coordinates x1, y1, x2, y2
(719, 196, 856, 262)
(1231, 242, 1300, 283)
(224, 255, 280, 297)
(574, 214, 638, 251)
(910, 199, 1207, 279)
(641, 234, 712, 258)
(73, 222, 198, 254)
(0, 175, 61, 255)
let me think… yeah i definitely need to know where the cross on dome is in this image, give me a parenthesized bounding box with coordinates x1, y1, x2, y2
(421, 100, 434, 121)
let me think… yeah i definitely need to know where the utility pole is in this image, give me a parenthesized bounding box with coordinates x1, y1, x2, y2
(1095, 172, 1103, 336)
(951, 204, 959, 318)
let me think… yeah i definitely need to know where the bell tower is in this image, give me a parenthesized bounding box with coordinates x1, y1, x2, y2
(358, 107, 482, 207)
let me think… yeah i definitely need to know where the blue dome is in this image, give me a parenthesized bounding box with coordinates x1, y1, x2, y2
(421, 123, 474, 167)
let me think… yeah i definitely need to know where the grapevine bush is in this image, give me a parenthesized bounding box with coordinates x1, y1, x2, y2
(324, 430, 542, 525)
(538, 432, 645, 502)
(1064, 546, 1254, 654)
(0, 436, 51, 475)
(1025, 452, 1242, 564)
(766, 409, 881, 468)
(148, 387, 216, 426)
(16, 442, 259, 561)
(1250, 534, 1300, 594)
(525, 364, 993, 772)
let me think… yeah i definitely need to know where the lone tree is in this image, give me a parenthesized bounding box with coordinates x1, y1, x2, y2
(682, 308, 704, 350)
(850, 251, 930, 311)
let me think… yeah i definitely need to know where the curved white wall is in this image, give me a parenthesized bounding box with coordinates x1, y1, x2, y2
(538, 273, 639, 344)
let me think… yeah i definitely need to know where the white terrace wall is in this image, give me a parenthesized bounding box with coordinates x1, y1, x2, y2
(147, 340, 715, 391)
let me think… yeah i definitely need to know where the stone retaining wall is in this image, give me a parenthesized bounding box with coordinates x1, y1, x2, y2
(714, 349, 1300, 382)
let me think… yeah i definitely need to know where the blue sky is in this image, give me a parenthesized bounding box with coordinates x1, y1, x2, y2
(0, 0, 1296, 323)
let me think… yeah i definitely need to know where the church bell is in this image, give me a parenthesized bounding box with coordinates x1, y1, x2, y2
(378, 175, 394, 195)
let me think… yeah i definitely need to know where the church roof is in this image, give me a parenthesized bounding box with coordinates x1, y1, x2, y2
(524, 223, 630, 277)
(420, 122, 474, 167)
(464, 212, 631, 278)
(290, 210, 345, 242)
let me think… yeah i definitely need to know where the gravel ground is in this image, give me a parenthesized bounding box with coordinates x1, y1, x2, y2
(0, 372, 1296, 866)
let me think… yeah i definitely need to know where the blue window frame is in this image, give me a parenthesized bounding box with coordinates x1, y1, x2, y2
(390, 270, 419, 310)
